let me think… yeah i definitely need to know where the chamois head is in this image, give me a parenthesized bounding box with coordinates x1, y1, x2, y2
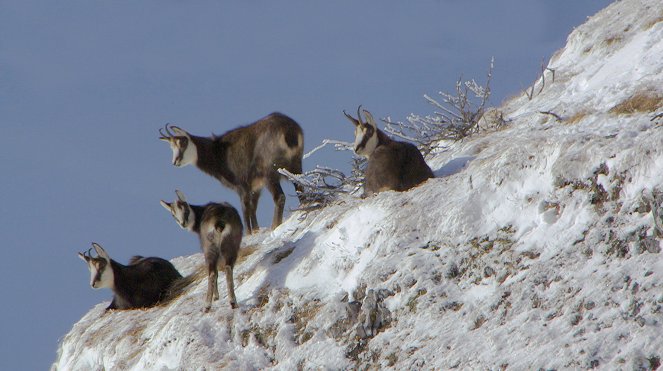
(78, 243, 114, 289)
(159, 124, 198, 167)
(160, 190, 195, 231)
(343, 105, 380, 158)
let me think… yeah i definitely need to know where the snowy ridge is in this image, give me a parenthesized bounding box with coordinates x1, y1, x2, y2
(53, 0, 663, 369)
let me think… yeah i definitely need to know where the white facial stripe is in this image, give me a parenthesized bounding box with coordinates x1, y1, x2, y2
(182, 139, 198, 166)
(354, 126, 379, 158)
(169, 137, 198, 167)
(172, 203, 195, 231)
(354, 126, 364, 148)
(89, 260, 114, 289)
(168, 141, 180, 166)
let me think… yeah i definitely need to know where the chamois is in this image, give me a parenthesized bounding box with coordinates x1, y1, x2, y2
(78, 243, 183, 310)
(160, 190, 243, 311)
(343, 106, 434, 196)
(159, 113, 304, 234)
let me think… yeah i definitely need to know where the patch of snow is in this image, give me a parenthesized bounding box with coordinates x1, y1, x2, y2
(53, 0, 663, 369)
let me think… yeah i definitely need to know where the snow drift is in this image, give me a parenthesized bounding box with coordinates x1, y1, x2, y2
(53, 0, 663, 369)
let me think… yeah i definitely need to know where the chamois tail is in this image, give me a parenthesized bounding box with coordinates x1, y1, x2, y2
(161, 264, 207, 305)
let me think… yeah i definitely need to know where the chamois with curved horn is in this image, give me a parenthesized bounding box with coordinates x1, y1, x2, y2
(160, 190, 243, 311)
(343, 106, 433, 195)
(159, 113, 304, 234)
(78, 243, 184, 310)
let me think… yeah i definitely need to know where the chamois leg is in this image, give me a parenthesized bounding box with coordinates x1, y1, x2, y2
(224, 265, 238, 309)
(267, 178, 286, 229)
(240, 191, 255, 234)
(250, 191, 260, 233)
(205, 261, 219, 312)
(288, 159, 305, 205)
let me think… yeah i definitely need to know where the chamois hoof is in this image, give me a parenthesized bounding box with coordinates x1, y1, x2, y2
(230, 302, 238, 309)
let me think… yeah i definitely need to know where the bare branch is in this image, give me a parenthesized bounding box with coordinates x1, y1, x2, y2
(303, 139, 354, 159)
(525, 57, 556, 100)
(546, 67, 556, 83)
(383, 57, 495, 155)
(539, 111, 563, 122)
(538, 59, 546, 95)
(281, 138, 367, 211)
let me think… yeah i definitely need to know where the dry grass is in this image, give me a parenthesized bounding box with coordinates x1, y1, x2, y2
(603, 35, 623, 47)
(566, 110, 591, 125)
(644, 14, 663, 29)
(238, 244, 258, 263)
(255, 284, 270, 308)
(293, 300, 323, 344)
(609, 92, 663, 115)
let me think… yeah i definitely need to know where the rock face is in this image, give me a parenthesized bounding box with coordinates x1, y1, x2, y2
(356, 289, 392, 339)
(54, 0, 663, 369)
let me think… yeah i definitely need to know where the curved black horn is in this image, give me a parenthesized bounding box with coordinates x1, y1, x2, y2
(343, 110, 359, 126)
(343, 105, 364, 127)
(165, 123, 175, 137)
(159, 127, 169, 139)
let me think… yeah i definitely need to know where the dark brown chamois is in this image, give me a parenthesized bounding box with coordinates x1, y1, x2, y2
(159, 113, 304, 234)
(343, 106, 433, 196)
(161, 190, 243, 311)
(78, 243, 183, 310)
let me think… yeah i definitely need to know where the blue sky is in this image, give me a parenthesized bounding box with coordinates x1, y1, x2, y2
(0, 1, 612, 369)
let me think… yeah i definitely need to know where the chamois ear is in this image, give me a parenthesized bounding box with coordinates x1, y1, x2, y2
(170, 125, 189, 137)
(160, 200, 172, 212)
(78, 252, 89, 262)
(92, 242, 111, 261)
(175, 189, 187, 202)
(362, 110, 378, 129)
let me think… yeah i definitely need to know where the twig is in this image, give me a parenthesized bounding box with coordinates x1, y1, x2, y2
(539, 111, 563, 122)
(303, 139, 354, 159)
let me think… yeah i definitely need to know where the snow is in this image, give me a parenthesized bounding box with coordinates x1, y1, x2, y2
(53, 0, 663, 369)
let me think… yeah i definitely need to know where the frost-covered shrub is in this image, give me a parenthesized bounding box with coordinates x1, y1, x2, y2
(383, 58, 496, 155)
(279, 139, 365, 211)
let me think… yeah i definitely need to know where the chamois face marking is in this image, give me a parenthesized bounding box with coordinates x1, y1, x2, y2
(344, 105, 379, 158)
(160, 191, 195, 231)
(168, 136, 198, 167)
(159, 124, 198, 167)
(354, 124, 378, 158)
(78, 244, 114, 289)
(344, 106, 434, 196)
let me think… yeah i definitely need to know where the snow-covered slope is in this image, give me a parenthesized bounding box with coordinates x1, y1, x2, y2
(53, 0, 663, 369)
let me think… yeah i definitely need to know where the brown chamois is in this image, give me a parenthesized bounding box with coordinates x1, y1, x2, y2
(343, 106, 433, 195)
(160, 190, 243, 311)
(159, 113, 304, 234)
(78, 243, 183, 310)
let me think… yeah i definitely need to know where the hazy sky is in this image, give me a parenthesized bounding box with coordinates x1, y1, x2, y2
(0, 1, 612, 369)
